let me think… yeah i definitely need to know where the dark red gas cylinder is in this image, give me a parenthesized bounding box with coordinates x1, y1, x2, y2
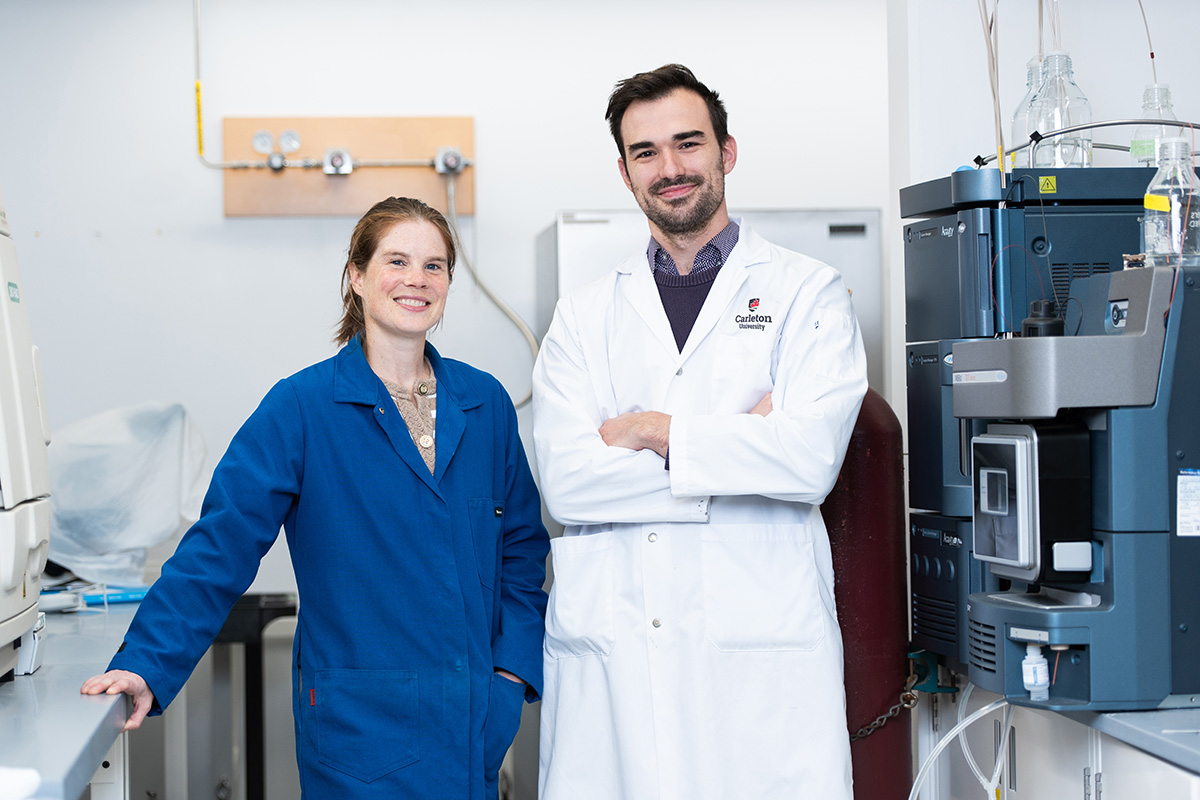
(822, 387, 911, 799)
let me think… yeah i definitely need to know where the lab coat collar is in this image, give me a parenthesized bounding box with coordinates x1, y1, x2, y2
(332, 336, 380, 404)
(614, 217, 770, 275)
(331, 336, 482, 410)
(332, 336, 480, 490)
(617, 217, 771, 361)
(424, 342, 481, 483)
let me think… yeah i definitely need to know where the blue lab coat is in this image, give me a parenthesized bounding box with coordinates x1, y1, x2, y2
(108, 338, 550, 799)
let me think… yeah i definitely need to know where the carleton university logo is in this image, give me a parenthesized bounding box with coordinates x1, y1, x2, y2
(735, 298, 772, 331)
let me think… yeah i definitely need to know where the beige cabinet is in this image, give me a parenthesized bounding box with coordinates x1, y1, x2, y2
(918, 685, 1200, 800)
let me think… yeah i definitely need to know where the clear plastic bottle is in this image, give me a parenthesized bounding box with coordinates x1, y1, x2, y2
(1130, 84, 1180, 167)
(1143, 137, 1200, 267)
(1030, 51, 1092, 168)
(1011, 57, 1043, 169)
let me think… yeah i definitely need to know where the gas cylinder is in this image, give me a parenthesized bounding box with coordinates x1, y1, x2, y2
(822, 387, 911, 798)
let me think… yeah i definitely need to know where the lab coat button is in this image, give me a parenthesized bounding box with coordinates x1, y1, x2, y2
(652, 618, 662, 628)
(675, 367, 683, 376)
(647, 532, 658, 542)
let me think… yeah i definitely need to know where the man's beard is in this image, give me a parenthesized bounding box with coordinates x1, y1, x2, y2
(638, 170, 725, 237)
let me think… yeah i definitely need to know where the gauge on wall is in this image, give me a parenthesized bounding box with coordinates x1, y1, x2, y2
(252, 129, 275, 155)
(279, 129, 301, 154)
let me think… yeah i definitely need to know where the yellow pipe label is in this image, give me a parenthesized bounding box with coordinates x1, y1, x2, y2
(195, 81, 204, 156)
(1145, 193, 1172, 212)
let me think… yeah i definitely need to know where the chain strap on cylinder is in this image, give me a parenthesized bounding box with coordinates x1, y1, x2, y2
(849, 669, 919, 742)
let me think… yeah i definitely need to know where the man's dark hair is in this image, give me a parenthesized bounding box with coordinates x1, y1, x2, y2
(605, 64, 729, 161)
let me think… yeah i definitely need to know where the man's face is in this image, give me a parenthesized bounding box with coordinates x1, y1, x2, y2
(618, 88, 736, 238)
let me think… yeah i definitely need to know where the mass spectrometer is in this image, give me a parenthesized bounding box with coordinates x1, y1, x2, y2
(0, 180, 51, 680)
(903, 167, 1200, 710)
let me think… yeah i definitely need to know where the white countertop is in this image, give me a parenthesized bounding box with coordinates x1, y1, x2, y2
(0, 604, 135, 800)
(1066, 707, 1200, 775)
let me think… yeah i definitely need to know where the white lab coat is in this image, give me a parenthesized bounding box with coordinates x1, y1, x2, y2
(532, 220, 868, 800)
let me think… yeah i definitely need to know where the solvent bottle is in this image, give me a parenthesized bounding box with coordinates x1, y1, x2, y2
(1143, 137, 1200, 267)
(1011, 57, 1042, 169)
(1130, 84, 1179, 167)
(1030, 51, 1092, 168)
(1022, 299, 1064, 337)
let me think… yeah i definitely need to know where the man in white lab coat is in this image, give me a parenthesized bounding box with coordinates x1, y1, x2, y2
(532, 64, 868, 800)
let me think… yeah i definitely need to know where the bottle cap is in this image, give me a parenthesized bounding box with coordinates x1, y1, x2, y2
(1028, 299, 1057, 319)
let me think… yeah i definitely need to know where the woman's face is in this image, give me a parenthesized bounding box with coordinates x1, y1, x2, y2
(350, 219, 451, 346)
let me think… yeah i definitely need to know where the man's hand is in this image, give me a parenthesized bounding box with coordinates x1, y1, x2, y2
(599, 411, 670, 458)
(81, 669, 155, 731)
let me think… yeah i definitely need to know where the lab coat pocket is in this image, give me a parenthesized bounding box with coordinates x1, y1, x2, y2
(470, 498, 504, 590)
(544, 532, 615, 658)
(314, 669, 419, 782)
(701, 524, 826, 652)
(711, 334, 774, 414)
(484, 672, 527, 778)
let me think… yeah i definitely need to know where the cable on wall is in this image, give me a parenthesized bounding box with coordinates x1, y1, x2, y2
(443, 173, 540, 409)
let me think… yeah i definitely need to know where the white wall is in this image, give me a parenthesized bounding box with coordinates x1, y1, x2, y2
(0, 0, 891, 451)
(0, 0, 892, 589)
(5, 0, 1194, 571)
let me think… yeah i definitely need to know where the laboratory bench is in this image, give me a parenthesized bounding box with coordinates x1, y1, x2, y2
(8, 602, 1200, 800)
(0, 604, 134, 800)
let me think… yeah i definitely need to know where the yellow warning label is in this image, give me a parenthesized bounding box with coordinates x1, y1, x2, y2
(1039, 176, 1057, 194)
(1144, 193, 1171, 212)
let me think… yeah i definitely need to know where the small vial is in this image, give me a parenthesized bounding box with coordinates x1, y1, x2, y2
(1022, 643, 1050, 702)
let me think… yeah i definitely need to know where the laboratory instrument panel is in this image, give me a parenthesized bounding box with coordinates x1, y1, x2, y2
(0, 179, 51, 681)
(902, 167, 1200, 711)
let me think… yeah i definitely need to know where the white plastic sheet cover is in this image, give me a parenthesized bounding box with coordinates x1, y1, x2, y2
(0, 766, 40, 799)
(47, 402, 208, 585)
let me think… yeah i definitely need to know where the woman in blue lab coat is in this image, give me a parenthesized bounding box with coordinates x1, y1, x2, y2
(81, 197, 550, 799)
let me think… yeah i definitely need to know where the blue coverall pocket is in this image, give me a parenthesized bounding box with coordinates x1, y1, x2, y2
(484, 672, 526, 778)
(314, 669, 419, 782)
(469, 498, 504, 589)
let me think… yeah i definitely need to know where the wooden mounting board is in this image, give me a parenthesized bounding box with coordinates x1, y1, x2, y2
(222, 116, 474, 217)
